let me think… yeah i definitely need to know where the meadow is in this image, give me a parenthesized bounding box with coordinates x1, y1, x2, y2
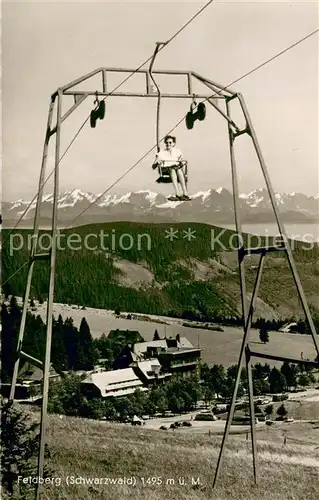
(38, 415, 319, 500)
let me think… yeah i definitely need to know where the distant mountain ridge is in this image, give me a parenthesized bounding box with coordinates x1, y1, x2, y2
(2, 187, 318, 227)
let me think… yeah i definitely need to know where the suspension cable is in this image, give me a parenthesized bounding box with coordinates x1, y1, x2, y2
(65, 27, 319, 229)
(4, 0, 215, 245)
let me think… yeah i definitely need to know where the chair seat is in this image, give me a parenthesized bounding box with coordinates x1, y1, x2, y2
(154, 162, 188, 184)
(156, 175, 172, 184)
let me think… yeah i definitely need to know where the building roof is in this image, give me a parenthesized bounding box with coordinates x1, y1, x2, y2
(136, 359, 169, 379)
(81, 368, 145, 397)
(133, 337, 195, 358)
(178, 337, 194, 348)
(18, 362, 59, 382)
(163, 347, 201, 355)
(279, 322, 298, 332)
(133, 340, 167, 356)
(109, 329, 141, 338)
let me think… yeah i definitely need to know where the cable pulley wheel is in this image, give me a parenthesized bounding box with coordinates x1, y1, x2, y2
(197, 102, 206, 121)
(186, 111, 194, 130)
(98, 101, 106, 120)
(90, 110, 97, 128)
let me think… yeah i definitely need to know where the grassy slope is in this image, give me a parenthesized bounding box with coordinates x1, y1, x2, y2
(37, 414, 319, 500)
(3, 222, 319, 319)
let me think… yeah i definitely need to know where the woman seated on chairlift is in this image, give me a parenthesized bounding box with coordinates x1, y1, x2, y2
(153, 135, 191, 201)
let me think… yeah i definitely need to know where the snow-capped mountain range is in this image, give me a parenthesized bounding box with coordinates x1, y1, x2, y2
(2, 188, 318, 227)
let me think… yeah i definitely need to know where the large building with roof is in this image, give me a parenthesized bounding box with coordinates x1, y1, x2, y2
(80, 333, 201, 400)
(81, 367, 148, 399)
(114, 334, 201, 379)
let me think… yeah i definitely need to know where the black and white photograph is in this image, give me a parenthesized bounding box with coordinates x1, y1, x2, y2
(1, 1, 319, 499)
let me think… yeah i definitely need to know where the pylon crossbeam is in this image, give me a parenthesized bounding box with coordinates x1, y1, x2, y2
(20, 351, 43, 369)
(60, 67, 235, 97)
(232, 127, 250, 139)
(247, 348, 319, 368)
(33, 253, 51, 261)
(243, 245, 286, 256)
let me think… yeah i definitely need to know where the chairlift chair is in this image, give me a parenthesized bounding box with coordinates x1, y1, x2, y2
(155, 160, 188, 184)
(149, 43, 189, 187)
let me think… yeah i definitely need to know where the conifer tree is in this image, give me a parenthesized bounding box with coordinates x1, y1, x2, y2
(1, 303, 16, 382)
(63, 317, 83, 371)
(259, 325, 269, 344)
(1, 400, 52, 498)
(153, 329, 160, 341)
(51, 315, 68, 371)
(269, 367, 286, 393)
(78, 317, 98, 370)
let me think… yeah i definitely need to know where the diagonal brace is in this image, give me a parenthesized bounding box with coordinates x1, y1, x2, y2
(213, 252, 266, 487)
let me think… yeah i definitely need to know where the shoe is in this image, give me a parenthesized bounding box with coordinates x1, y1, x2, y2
(182, 195, 191, 201)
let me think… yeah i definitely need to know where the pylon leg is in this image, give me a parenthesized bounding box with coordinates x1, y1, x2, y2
(213, 251, 265, 487)
(36, 90, 62, 500)
(238, 93, 319, 359)
(225, 99, 248, 322)
(246, 345, 257, 484)
(9, 96, 56, 402)
(213, 99, 249, 487)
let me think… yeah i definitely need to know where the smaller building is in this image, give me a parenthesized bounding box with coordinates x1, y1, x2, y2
(0, 362, 60, 400)
(133, 359, 171, 386)
(279, 322, 300, 333)
(112, 345, 139, 370)
(81, 368, 148, 399)
(0, 382, 34, 400)
(17, 362, 61, 384)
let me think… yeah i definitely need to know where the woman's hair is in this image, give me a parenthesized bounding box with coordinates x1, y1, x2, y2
(164, 135, 176, 144)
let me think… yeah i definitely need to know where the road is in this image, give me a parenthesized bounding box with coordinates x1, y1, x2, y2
(141, 410, 265, 434)
(288, 389, 319, 403)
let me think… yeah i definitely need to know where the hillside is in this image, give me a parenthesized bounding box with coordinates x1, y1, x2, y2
(17, 411, 319, 500)
(2, 222, 319, 320)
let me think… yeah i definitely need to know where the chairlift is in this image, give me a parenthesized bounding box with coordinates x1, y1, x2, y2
(149, 44, 189, 187)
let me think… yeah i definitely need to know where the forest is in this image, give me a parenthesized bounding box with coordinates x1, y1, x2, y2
(2, 222, 319, 319)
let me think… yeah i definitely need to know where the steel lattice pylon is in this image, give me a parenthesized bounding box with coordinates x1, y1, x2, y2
(8, 67, 319, 499)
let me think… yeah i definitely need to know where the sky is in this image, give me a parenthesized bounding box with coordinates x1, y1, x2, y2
(2, 0, 319, 201)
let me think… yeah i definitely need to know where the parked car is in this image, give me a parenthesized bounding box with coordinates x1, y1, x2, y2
(195, 413, 217, 421)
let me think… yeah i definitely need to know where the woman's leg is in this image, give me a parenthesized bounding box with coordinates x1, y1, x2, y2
(170, 169, 181, 196)
(177, 168, 189, 196)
